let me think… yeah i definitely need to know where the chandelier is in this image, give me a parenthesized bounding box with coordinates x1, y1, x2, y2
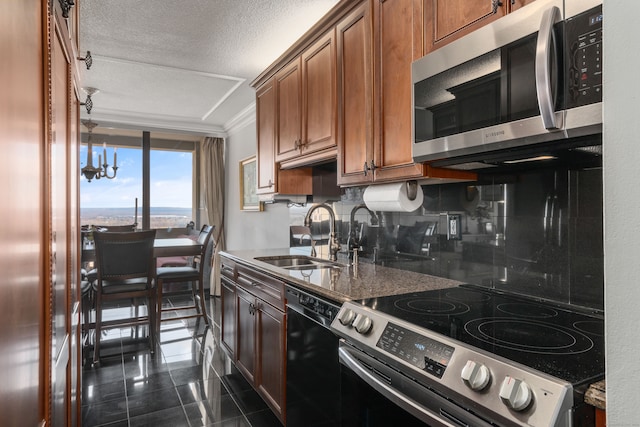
(81, 119, 118, 182)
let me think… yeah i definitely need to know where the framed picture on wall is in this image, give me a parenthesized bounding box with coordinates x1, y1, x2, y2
(239, 156, 263, 211)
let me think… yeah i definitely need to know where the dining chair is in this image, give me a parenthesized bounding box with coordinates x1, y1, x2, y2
(156, 225, 214, 331)
(92, 229, 157, 364)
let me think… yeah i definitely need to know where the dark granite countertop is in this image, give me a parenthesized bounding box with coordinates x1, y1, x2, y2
(220, 247, 463, 303)
(585, 380, 606, 411)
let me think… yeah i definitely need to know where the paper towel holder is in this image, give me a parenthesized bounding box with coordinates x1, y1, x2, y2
(406, 180, 418, 201)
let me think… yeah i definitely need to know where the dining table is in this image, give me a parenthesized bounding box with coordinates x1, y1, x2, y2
(81, 237, 202, 263)
(152, 238, 202, 258)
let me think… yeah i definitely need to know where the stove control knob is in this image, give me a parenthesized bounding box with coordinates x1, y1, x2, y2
(352, 313, 373, 334)
(338, 308, 356, 326)
(499, 376, 533, 411)
(461, 360, 490, 391)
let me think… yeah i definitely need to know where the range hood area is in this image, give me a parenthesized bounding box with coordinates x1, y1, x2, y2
(430, 135, 603, 173)
(261, 162, 481, 205)
(261, 163, 343, 204)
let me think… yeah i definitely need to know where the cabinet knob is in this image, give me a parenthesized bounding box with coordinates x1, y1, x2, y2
(491, 0, 503, 14)
(77, 51, 92, 70)
(59, 0, 75, 18)
(363, 160, 376, 176)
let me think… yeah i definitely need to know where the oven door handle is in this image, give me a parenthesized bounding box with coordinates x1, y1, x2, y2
(339, 346, 462, 427)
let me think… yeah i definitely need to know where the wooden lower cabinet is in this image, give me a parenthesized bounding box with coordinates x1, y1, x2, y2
(236, 286, 258, 384)
(255, 296, 286, 418)
(221, 278, 236, 357)
(221, 257, 287, 424)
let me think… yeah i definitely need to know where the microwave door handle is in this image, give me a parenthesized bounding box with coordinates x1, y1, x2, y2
(535, 5, 561, 130)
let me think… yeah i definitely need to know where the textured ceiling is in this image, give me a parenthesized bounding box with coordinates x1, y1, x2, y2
(79, 0, 340, 136)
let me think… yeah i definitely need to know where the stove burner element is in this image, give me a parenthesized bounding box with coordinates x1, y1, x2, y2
(574, 320, 605, 337)
(394, 297, 470, 316)
(497, 303, 558, 318)
(465, 318, 595, 354)
(444, 288, 491, 302)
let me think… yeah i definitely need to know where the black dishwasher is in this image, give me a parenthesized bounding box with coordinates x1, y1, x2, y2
(286, 286, 341, 426)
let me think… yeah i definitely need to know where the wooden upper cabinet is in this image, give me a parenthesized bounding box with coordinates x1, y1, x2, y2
(425, 0, 507, 54)
(510, 0, 538, 12)
(372, 0, 426, 183)
(424, 0, 538, 54)
(275, 58, 302, 163)
(339, 0, 427, 186)
(301, 30, 337, 157)
(276, 30, 337, 167)
(336, 1, 374, 186)
(256, 80, 277, 194)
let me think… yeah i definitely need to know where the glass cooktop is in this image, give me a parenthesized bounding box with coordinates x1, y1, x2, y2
(356, 285, 605, 386)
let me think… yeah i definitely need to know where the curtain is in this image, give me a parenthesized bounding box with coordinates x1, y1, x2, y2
(201, 136, 225, 296)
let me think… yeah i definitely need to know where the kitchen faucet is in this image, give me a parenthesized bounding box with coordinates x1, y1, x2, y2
(304, 203, 341, 262)
(347, 204, 379, 256)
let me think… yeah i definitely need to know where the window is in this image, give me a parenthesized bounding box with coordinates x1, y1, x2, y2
(150, 148, 193, 229)
(80, 129, 198, 230)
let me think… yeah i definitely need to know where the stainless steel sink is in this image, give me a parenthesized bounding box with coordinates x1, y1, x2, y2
(254, 255, 344, 270)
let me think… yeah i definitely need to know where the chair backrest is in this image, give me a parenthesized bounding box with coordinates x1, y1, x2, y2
(196, 225, 215, 271)
(197, 225, 214, 250)
(93, 230, 156, 281)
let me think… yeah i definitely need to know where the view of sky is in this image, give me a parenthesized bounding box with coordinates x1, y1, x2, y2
(80, 145, 193, 209)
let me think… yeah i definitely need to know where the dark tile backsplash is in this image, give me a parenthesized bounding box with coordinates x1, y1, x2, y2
(315, 166, 604, 311)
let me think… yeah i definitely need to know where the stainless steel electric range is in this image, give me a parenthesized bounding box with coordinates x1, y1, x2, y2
(330, 285, 604, 427)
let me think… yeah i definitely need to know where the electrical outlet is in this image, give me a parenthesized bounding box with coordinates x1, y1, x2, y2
(448, 214, 461, 240)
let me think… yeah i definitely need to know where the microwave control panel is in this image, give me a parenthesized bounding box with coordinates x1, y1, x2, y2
(567, 5, 603, 107)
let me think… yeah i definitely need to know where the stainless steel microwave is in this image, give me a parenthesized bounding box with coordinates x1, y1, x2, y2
(412, 0, 602, 166)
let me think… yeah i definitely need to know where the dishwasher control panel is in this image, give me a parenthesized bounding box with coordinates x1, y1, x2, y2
(286, 287, 339, 323)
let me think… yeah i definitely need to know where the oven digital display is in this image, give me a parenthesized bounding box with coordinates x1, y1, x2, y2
(589, 13, 603, 26)
(376, 323, 454, 378)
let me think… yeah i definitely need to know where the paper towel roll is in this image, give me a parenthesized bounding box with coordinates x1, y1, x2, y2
(363, 181, 424, 212)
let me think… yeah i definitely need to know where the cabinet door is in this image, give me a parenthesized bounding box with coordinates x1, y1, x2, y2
(235, 287, 256, 383)
(256, 80, 277, 194)
(510, 0, 537, 12)
(221, 278, 236, 357)
(372, 0, 426, 182)
(337, 1, 374, 186)
(256, 301, 286, 422)
(424, 0, 507, 54)
(275, 58, 302, 162)
(301, 30, 337, 156)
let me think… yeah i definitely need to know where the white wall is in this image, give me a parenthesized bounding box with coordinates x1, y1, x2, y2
(225, 117, 290, 251)
(604, 1, 640, 423)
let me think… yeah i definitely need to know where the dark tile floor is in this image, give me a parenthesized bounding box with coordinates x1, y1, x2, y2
(81, 296, 283, 427)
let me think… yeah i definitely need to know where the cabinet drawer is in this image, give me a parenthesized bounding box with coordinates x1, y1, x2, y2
(236, 264, 286, 311)
(221, 258, 237, 280)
